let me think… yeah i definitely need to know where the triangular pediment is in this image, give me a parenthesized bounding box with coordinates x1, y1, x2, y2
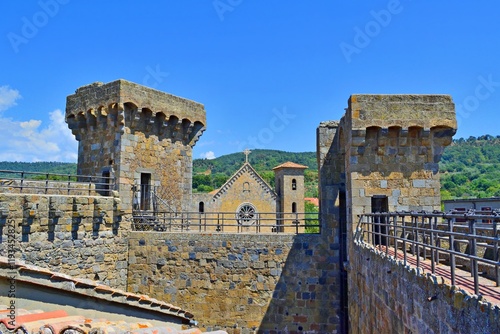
(212, 162, 276, 200)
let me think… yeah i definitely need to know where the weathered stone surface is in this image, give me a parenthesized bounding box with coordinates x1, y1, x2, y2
(127, 232, 340, 333)
(0, 193, 128, 289)
(65, 79, 206, 213)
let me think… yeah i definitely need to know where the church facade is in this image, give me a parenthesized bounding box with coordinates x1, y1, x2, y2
(192, 157, 307, 232)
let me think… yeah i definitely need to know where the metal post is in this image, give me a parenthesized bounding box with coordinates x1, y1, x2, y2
(448, 218, 456, 286)
(430, 216, 435, 274)
(415, 215, 420, 268)
(494, 219, 499, 287)
(402, 215, 407, 266)
(393, 215, 398, 260)
(469, 218, 479, 294)
(67, 174, 71, 195)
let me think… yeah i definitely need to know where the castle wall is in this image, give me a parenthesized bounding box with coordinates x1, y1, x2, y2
(0, 193, 127, 289)
(127, 232, 341, 334)
(349, 242, 500, 334)
(318, 95, 465, 333)
(119, 130, 193, 212)
(343, 95, 457, 226)
(66, 80, 206, 213)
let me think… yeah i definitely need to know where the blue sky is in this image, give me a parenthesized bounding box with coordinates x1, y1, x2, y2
(1, 1, 499, 162)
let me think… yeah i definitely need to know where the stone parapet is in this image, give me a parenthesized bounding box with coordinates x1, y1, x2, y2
(0, 193, 127, 289)
(66, 79, 206, 147)
(346, 94, 456, 130)
(348, 242, 500, 334)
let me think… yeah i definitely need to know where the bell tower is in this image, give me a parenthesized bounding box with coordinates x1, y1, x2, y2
(273, 162, 308, 227)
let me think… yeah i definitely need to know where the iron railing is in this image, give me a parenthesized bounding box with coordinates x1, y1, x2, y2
(355, 210, 500, 295)
(0, 169, 115, 196)
(132, 185, 177, 212)
(132, 211, 321, 234)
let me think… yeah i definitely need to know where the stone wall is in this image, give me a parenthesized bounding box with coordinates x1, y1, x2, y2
(66, 79, 206, 212)
(0, 193, 127, 289)
(127, 232, 341, 334)
(348, 241, 500, 334)
(343, 94, 457, 223)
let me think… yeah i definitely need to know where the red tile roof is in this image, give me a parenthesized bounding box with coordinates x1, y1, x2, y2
(0, 308, 227, 333)
(272, 161, 308, 170)
(305, 197, 319, 207)
(0, 257, 227, 334)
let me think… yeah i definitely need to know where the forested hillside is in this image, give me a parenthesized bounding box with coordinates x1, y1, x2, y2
(0, 162, 77, 176)
(193, 149, 319, 196)
(440, 135, 500, 199)
(1, 135, 500, 200)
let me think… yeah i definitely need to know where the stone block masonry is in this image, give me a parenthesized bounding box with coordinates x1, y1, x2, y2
(317, 94, 460, 332)
(0, 193, 128, 289)
(127, 232, 341, 334)
(66, 79, 206, 213)
(348, 241, 500, 334)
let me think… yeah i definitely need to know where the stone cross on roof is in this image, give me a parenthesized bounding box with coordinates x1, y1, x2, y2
(243, 149, 251, 163)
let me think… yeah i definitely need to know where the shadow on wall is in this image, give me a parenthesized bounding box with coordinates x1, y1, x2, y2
(259, 233, 341, 333)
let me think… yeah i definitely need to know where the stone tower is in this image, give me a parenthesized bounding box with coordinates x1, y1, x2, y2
(65, 79, 206, 213)
(273, 162, 307, 225)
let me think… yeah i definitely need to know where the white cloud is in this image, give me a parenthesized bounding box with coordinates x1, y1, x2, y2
(200, 151, 216, 160)
(0, 86, 21, 111)
(0, 109, 78, 162)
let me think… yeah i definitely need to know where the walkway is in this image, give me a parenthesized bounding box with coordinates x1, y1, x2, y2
(377, 245, 500, 306)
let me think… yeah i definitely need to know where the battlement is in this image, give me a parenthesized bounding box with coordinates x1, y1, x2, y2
(345, 94, 456, 130)
(66, 79, 206, 146)
(65, 80, 206, 212)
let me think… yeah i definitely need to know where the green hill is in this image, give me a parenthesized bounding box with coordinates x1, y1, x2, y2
(440, 135, 500, 199)
(2, 135, 500, 200)
(0, 161, 77, 178)
(193, 149, 318, 197)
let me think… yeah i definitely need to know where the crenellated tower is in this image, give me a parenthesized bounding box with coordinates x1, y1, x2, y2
(65, 79, 206, 213)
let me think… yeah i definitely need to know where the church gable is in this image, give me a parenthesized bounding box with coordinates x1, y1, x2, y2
(212, 163, 276, 201)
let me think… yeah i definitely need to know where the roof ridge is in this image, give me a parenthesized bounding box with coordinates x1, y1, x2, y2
(0, 256, 194, 322)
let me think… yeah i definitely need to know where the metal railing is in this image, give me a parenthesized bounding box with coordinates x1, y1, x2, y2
(0, 169, 115, 196)
(132, 211, 321, 234)
(355, 210, 500, 294)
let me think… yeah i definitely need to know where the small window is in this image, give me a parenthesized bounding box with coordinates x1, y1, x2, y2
(292, 202, 297, 213)
(243, 182, 250, 193)
(292, 179, 297, 190)
(199, 202, 205, 213)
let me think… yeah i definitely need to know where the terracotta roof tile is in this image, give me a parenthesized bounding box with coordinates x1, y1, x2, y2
(305, 197, 319, 206)
(272, 161, 308, 170)
(0, 306, 228, 333)
(0, 257, 228, 334)
(0, 256, 194, 323)
(1, 310, 68, 330)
